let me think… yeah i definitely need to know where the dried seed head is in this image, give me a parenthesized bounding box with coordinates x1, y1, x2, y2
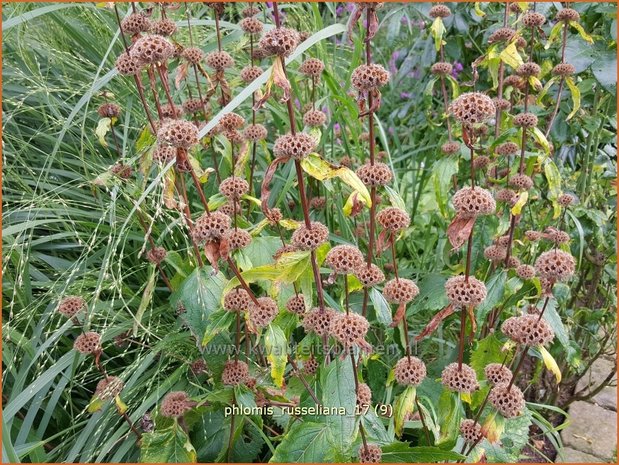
(182, 98, 205, 114)
(157, 119, 198, 148)
(310, 196, 326, 210)
(504, 75, 526, 89)
(219, 113, 245, 131)
(249, 297, 279, 328)
(325, 245, 365, 274)
(98, 103, 121, 118)
(222, 129, 244, 144)
(485, 363, 513, 386)
(239, 17, 263, 35)
(58, 296, 86, 319)
(151, 18, 177, 36)
(354, 263, 385, 288)
(441, 141, 461, 154)
(115, 52, 141, 76)
(431, 62, 453, 75)
(224, 229, 252, 251)
(273, 132, 316, 160)
(525, 230, 542, 241)
(160, 103, 183, 119)
(95, 376, 124, 400)
(516, 62, 541, 77)
(394, 356, 427, 386)
(340, 155, 354, 167)
(556, 8, 580, 22)
(74, 331, 101, 355)
(484, 245, 508, 262)
(259, 27, 300, 57)
(489, 383, 525, 418)
(441, 362, 480, 393)
(452, 187, 496, 217)
(121, 12, 151, 35)
(243, 123, 268, 142)
(359, 444, 382, 463)
(219, 176, 249, 200)
(111, 163, 133, 179)
(291, 221, 329, 250)
(303, 307, 337, 336)
(376, 207, 410, 231)
(522, 11, 546, 28)
(383, 278, 419, 304)
(152, 144, 176, 165)
(351, 64, 390, 91)
(496, 141, 519, 156)
(146, 246, 167, 264)
(558, 192, 577, 207)
(492, 99, 510, 113)
(516, 314, 555, 346)
(506, 256, 521, 268)
(357, 382, 372, 408)
(513, 112, 538, 128)
(552, 63, 576, 77)
(501, 316, 520, 340)
(266, 207, 283, 224)
(160, 391, 193, 417)
(445, 275, 487, 308)
(191, 211, 231, 244)
(303, 109, 327, 127)
(218, 201, 241, 218)
(473, 155, 491, 170)
(285, 295, 306, 315)
(535, 250, 575, 281)
(299, 57, 325, 77)
(190, 359, 208, 376)
(516, 264, 536, 280)
(488, 27, 516, 43)
(205, 50, 235, 70)
(460, 419, 484, 443)
(222, 360, 250, 386)
(240, 65, 263, 83)
(448, 92, 496, 126)
(544, 227, 570, 245)
(429, 4, 451, 18)
(330, 312, 370, 347)
(356, 162, 393, 187)
(224, 288, 252, 312)
(496, 188, 517, 204)
(242, 6, 260, 17)
(508, 173, 534, 191)
(132, 35, 174, 64)
(304, 356, 318, 375)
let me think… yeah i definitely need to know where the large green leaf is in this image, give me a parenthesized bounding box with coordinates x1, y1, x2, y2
(475, 271, 506, 326)
(470, 334, 506, 379)
(431, 157, 459, 217)
(140, 423, 197, 463)
(269, 421, 334, 463)
(380, 442, 465, 462)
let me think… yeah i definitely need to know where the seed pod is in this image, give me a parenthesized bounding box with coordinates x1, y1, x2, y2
(115, 52, 141, 76)
(351, 64, 390, 91)
(513, 112, 538, 128)
(394, 356, 426, 386)
(285, 295, 306, 315)
(219, 176, 249, 200)
(516, 62, 541, 77)
(303, 109, 327, 127)
(160, 391, 193, 418)
(357, 382, 372, 408)
(224, 288, 252, 312)
(299, 57, 325, 77)
(508, 173, 534, 191)
(205, 51, 235, 70)
(132, 35, 174, 64)
(121, 12, 151, 35)
(291, 221, 329, 250)
(376, 207, 410, 231)
(273, 133, 316, 159)
(191, 211, 231, 244)
(356, 162, 393, 187)
(222, 360, 250, 386)
(157, 120, 198, 148)
(484, 245, 508, 263)
(494, 98, 511, 111)
(441, 362, 479, 393)
(240, 65, 263, 83)
(304, 356, 318, 375)
(488, 27, 516, 44)
(303, 307, 337, 336)
(74, 331, 101, 355)
(429, 4, 451, 18)
(152, 18, 177, 36)
(556, 8, 580, 23)
(259, 27, 300, 57)
(239, 17, 263, 35)
(552, 63, 576, 77)
(445, 275, 487, 308)
(452, 187, 496, 217)
(95, 376, 124, 400)
(558, 192, 577, 207)
(58, 296, 86, 318)
(489, 382, 525, 418)
(501, 316, 520, 341)
(460, 419, 484, 443)
(330, 312, 369, 348)
(534, 249, 576, 281)
(495, 141, 519, 156)
(244, 124, 268, 141)
(383, 278, 419, 304)
(516, 314, 555, 346)
(224, 229, 252, 251)
(441, 141, 460, 154)
(354, 263, 385, 287)
(448, 92, 496, 126)
(496, 188, 517, 204)
(431, 62, 453, 75)
(146, 246, 167, 264)
(485, 363, 513, 386)
(249, 297, 279, 328)
(516, 264, 536, 280)
(522, 11, 546, 28)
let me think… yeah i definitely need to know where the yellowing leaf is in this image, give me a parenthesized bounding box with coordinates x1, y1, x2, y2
(163, 169, 177, 210)
(482, 411, 504, 443)
(460, 392, 472, 404)
(543, 158, 562, 219)
(265, 324, 287, 387)
(539, 345, 562, 383)
(95, 117, 112, 146)
(544, 22, 565, 49)
(87, 395, 105, 413)
(430, 17, 446, 51)
(474, 2, 486, 17)
(499, 42, 524, 69)
(537, 76, 558, 106)
(570, 21, 594, 44)
(565, 77, 581, 121)
(531, 126, 551, 154)
(114, 395, 128, 414)
(394, 385, 416, 437)
(279, 219, 300, 230)
(511, 191, 528, 216)
(300, 153, 371, 207)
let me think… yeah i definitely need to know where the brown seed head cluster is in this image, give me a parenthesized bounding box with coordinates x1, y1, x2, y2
(552, 63, 576, 77)
(58, 296, 86, 318)
(146, 246, 167, 264)
(522, 11, 546, 28)
(224, 288, 252, 312)
(485, 363, 513, 386)
(556, 8, 580, 23)
(303, 109, 327, 127)
(501, 316, 521, 341)
(222, 360, 250, 386)
(535, 250, 576, 281)
(273, 132, 316, 159)
(152, 18, 177, 36)
(239, 17, 263, 35)
(325, 245, 365, 274)
(489, 383, 525, 418)
(376, 207, 410, 231)
(304, 356, 318, 375)
(330, 312, 369, 347)
(383, 278, 419, 304)
(429, 4, 452, 18)
(504, 75, 526, 89)
(182, 98, 204, 114)
(98, 103, 121, 118)
(441, 141, 460, 155)
(259, 27, 300, 57)
(357, 382, 372, 408)
(496, 188, 517, 204)
(448, 92, 496, 126)
(394, 356, 426, 386)
(152, 144, 176, 164)
(496, 141, 519, 156)
(299, 58, 325, 77)
(516, 314, 555, 346)
(220, 112, 245, 130)
(544, 227, 570, 245)
(205, 50, 235, 70)
(74, 331, 101, 355)
(115, 52, 141, 76)
(509, 173, 534, 190)
(445, 275, 487, 308)
(488, 27, 516, 44)
(191, 211, 231, 244)
(484, 245, 508, 262)
(111, 163, 133, 179)
(356, 162, 393, 187)
(161, 391, 193, 418)
(224, 229, 252, 251)
(354, 264, 385, 287)
(441, 362, 479, 393)
(291, 221, 329, 250)
(359, 444, 382, 463)
(473, 155, 490, 170)
(525, 230, 542, 241)
(303, 307, 337, 336)
(121, 12, 151, 35)
(249, 297, 279, 328)
(310, 196, 326, 210)
(285, 295, 306, 315)
(219, 176, 249, 200)
(558, 192, 576, 207)
(516, 264, 536, 280)
(160, 103, 183, 119)
(240, 65, 263, 83)
(460, 419, 484, 443)
(132, 35, 174, 64)
(242, 6, 260, 17)
(517, 62, 541, 77)
(431, 62, 453, 75)
(157, 119, 198, 148)
(513, 112, 538, 128)
(244, 124, 268, 141)
(452, 187, 496, 217)
(95, 376, 124, 400)
(351, 64, 390, 91)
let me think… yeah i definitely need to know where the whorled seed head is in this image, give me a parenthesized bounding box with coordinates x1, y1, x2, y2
(354, 263, 385, 288)
(299, 57, 325, 77)
(74, 331, 101, 355)
(488, 27, 516, 44)
(330, 312, 369, 348)
(191, 211, 231, 244)
(249, 297, 279, 328)
(556, 7, 580, 23)
(534, 249, 576, 281)
(98, 103, 121, 118)
(431, 62, 453, 75)
(157, 119, 198, 148)
(304, 356, 318, 375)
(356, 162, 393, 187)
(95, 376, 124, 400)
(240, 65, 263, 83)
(452, 187, 496, 218)
(132, 35, 174, 64)
(58, 296, 86, 318)
(152, 18, 178, 36)
(489, 382, 525, 418)
(516, 264, 536, 280)
(516, 62, 541, 77)
(460, 419, 484, 443)
(291, 221, 329, 250)
(558, 192, 577, 207)
(351, 64, 390, 91)
(359, 444, 382, 463)
(205, 51, 235, 71)
(273, 133, 316, 159)
(146, 246, 167, 264)
(383, 278, 419, 304)
(501, 316, 521, 341)
(259, 27, 300, 57)
(515, 314, 555, 346)
(115, 52, 142, 76)
(224, 229, 252, 251)
(522, 11, 546, 28)
(485, 363, 513, 386)
(303, 109, 327, 127)
(219, 176, 249, 200)
(121, 12, 151, 35)
(325, 245, 365, 274)
(394, 356, 426, 386)
(222, 360, 250, 386)
(445, 275, 487, 308)
(429, 4, 451, 18)
(496, 141, 519, 156)
(513, 112, 538, 128)
(441, 141, 461, 155)
(303, 307, 337, 336)
(224, 288, 252, 312)
(448, 92, 496, 126)
(160, 391, 193, 418)
(496, 188, 517, 204)
(239, 17, 263, 35)
(376, 207, 410, 232)
(285, 294, 306, 315)
(357, 382, 372, 408)
(441, 362, 480, 393)
(243, 124, 268, 141)
(552, 63, 576, 77)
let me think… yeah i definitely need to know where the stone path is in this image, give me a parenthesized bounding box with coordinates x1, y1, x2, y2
(560, 356, 617, 463)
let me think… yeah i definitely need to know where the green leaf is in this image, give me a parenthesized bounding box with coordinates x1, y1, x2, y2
(133, 268, 156, 337)
(380, 443, 465, 462)
(370, 287, 393, 326)
(269, 421, 334, 463)
(470, 334, 506, 379)
(436, 390, 461, 445)
(140, 423, 197, 463)
(384, 185, 407, 211)
(531, 126, 551, 154)
(201, 310, 235, 347)
(264, 324, 288, 387)
(475, 271, 506, 325)
(564, 76, 581, 121)
(394, 386, 416, 437)
(432, 157, 459, 217)
(544, 22, 565, 49)
(430, 17, 446, 51)
(95, 118, 111, 146)
(543, 158, 562, 219)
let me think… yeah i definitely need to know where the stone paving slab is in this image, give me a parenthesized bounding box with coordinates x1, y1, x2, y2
(559, 446, 605, 463)
(561, 401, 617, 460)
(574, 357, 617, 411)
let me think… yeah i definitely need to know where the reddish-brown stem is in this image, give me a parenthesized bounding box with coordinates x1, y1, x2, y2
(227, 257, 260, 306)
(349, 348, 368, 450)
(288, 356, 321, 405)
(464, 228, 474, 281)
(415, 398, 432, 444)
(343, 275, 350, 315)
(389, 234, 399, 280)
(457, 307, 467, 369)
(507, 344, 528, 391)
